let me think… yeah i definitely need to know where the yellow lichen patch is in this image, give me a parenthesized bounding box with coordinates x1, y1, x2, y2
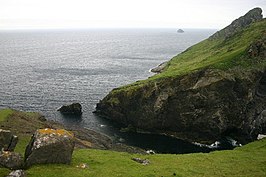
(38, 128, 74, 138)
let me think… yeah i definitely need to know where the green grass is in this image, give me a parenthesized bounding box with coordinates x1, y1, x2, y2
(113, 19, 266, 93)
(0, 111, 266, 176)
(18, 139, 266, 177)
(0, 109, 13, 122)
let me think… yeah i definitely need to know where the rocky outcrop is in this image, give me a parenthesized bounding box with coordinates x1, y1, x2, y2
(24, 128, 75, 167)
(0, 151, 23, 170)
(95, 8, 266, 144)
(177, 29, 184, 33)
(96, 68, 266, 143)
(0, 129, 18, 152)
(210, 7, 263, 40)
(58, 103, 82, 116)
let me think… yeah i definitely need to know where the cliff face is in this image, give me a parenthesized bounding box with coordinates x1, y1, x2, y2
(95, 8, 266, 144)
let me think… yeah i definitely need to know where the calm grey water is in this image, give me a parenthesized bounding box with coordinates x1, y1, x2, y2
(0, 28, 216, 152)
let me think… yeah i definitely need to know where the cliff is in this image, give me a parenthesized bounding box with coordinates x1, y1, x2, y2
(95, 8, 266, 144)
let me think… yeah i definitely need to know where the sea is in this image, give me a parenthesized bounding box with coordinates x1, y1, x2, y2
(0, 28, 216, 153)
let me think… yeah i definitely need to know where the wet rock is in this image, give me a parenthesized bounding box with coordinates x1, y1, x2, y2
(0, 151, 24, 170)
(132, 158, 150, 165)
(58, 103, 82, 116)
(0, 129, 18, 151)
(6, 170, 26, 177)
(24, 128, 75, 167)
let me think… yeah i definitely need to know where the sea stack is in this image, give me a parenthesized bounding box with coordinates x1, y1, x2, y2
(177, 29, 184, 33)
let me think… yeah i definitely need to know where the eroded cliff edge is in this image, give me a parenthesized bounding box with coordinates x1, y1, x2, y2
(95, 8, 266, 144)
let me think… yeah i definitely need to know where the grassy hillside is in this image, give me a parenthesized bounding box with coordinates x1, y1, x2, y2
(0, 109, 266, 177)
(115, 19, 266, 92)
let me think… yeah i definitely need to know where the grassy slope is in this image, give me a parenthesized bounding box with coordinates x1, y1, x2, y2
(0, 109, 266, 177)
(115, 19, 266, 93)
(25, 139, 266, 177)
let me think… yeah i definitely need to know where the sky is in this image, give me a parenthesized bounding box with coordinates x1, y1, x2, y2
(0, 0, 265, 30)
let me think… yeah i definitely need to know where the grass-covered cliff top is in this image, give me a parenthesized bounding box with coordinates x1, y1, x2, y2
(1, 109, 266, 176)
(113, 18, 266, 93)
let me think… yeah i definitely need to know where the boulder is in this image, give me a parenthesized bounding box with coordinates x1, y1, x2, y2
(57, 103, 82, 116)
(0, 129, 18, 151)
(24, 128, 75, 167)
(0, 151, 24, 170)
(6, 170, 26, 177)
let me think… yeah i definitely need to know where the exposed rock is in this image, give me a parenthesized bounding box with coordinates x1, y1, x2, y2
(177, 29, 184, 33)
(24, 128, 75, 167)
(6, 170, 26, 177)
(96, 68, 266, 144)
(210, 7, 263, 40)
(58, 103, 82, 116)
(132, 157, 150, 165)
(248, 36, 266, 58)
(0, 151, 24, 170)
(150, 62, 168, 73)
(0, 129, 18, 151)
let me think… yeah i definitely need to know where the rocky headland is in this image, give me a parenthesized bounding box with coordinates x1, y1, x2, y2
(95, 8, 266, 144)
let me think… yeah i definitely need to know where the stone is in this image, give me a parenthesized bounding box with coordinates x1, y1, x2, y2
(6, 170, 26, 177)
(24, 128, 75, 167)
(257, 134, 266, 140)
(0, 129, 18, 151)
(150, 62, 168, 73)
(0, 151, 24, 170)
(57, 103, 82, 116)
(132, 158, 150, 165)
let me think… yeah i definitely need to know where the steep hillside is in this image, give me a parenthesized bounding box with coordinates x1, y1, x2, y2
(95, 8, 266, 144)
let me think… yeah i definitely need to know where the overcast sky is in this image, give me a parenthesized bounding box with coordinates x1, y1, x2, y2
(0, 0, 265, 30)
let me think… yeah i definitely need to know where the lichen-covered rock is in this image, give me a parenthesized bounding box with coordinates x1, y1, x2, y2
(24, 128, 75, 167)
(0, 129, 18, 151)
(57, 103, 82, 115)
(6, 170, 26, 177)
(0, 151, 24, 170)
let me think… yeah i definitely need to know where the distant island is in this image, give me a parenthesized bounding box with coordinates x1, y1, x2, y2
(177, 29, 184, 33)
